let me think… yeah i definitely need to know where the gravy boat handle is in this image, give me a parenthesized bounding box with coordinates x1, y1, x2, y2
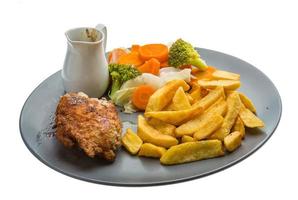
(95, 24, 107, 52)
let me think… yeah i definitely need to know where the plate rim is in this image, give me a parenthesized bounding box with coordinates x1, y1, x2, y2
(19, 47, 283, 186)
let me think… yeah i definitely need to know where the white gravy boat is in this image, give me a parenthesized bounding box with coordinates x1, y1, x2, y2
(62, 24, 109, 97)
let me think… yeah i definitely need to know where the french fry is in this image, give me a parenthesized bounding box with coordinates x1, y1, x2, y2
(239, 92, 257, 113)
(171, 87, 191, 110)
(147, 118, 176, 137)
(192, 86, 225, 110)
(232, 116, 245, 139)
(175, 98, 227, 137)
(224, 131, 242, 152)
(145, 105, 204, 126)
(145, 80, 190, 112)
(193, 115, 224, 140)
(197, 80, 241, 90)
(209, 92, 242, 140)
(160, 140, 224, 165)
(181, 135, 195, 143)
(212, 70, 240, 80)
(138, 143, 167, 158)
(137, 115, 178, 148)
(121, 128, 143, 155)
(239, 107, 264, 128)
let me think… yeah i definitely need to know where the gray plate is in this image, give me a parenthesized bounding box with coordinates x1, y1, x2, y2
(19, 48, 282, 186)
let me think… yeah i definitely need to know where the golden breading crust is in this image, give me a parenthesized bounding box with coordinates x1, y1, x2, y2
(55, 92, 122, 161)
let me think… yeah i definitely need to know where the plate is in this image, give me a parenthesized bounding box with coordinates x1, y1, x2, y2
(19, 48, 282, 186)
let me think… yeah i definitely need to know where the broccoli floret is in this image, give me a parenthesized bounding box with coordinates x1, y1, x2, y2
(169, 38, 208, 71)
(108, 63, 141, 100)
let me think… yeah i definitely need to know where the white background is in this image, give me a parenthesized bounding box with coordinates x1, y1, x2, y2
(0, 0, 297, 199)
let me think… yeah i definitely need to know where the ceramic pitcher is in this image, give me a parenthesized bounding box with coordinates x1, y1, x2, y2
(62, 24, 109, 98)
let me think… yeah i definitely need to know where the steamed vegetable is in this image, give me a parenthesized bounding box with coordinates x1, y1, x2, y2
(113, 87, 137, 106)
(118, 52, 144, 66)
(159, 68, 192, 83)
(121, 73, 163, 90)
(139, 44, 169, 62)
(108, 63, 141, 100)
(124, 101, 138, 113)
(132, 85, 156, 110)
(131, 44, 140, 52)
(168, 39, 208, 71)
(138, 58, 160, 75)
(160, 61, 169, 68)
(108, 48, 129, 64)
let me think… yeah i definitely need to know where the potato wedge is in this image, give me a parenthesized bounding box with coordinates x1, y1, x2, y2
(189, 81, 200, 93)
(145, 105, 204, 126)
(137, 115, 178, 148)
(172, 87, 191, 110)
(138, 143, 167, 158)
(197, 80, 241, 90)
(192, 86, 225, 110)
(193, 115, 224, 140)
(212, 70, 240, 80)
(239, 107, 264, 128)
(176, 98, 227, 137)
(163, 102, 175, 111)
(224, 131, 242, 152)
(232, 116, 245, 139)
(239, 92, 257, 113)
(145, 80, 190, 112)
(190, 87, 201, 103)
(224, 90, 233, 97)
(147, 118, 176, 137)
(160, 140, 224, 165)
(205, 97, 228, 116)
(201, 88, 209, 98)
(186, 93, 194, 104)
(121, 128, 143, 155)
(181, 135, 195, 143)
(209, 92, 242, 140)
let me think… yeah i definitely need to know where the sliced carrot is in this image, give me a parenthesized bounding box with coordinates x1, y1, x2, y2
(118, 52, 144, 66)
(131, 44, 140, 52)
(139, 44, 169, 62)
(160, 61, 169, 68)
(132, 85, 156, 110)
(194, 66, 216, 80)
(137, 58, 160, 75)
(108, 48, 128, 64)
